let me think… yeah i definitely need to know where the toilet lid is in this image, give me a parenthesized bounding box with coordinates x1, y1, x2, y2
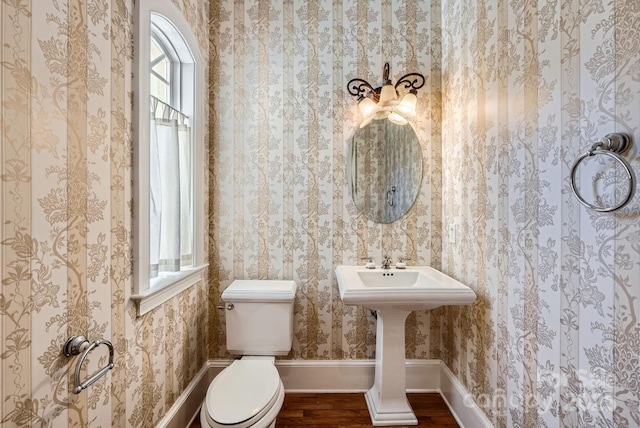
(206, 360, 280, 425)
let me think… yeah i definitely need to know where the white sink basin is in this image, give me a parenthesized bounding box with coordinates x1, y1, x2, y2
(335, 265, 475, 426)
(336, 265, 476, 311)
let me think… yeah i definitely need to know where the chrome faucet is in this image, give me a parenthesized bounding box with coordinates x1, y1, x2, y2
(381, 256, 392, 270)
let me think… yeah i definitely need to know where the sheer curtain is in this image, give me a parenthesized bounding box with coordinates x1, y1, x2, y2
(149, 96, 193, 280)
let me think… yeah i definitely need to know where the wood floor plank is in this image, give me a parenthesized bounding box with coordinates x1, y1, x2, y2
(191, 393, 459, 427)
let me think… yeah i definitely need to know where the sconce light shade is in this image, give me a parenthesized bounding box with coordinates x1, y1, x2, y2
(360, 111, 376, 128)
(360, 108, 390, 128)
(388, 111, 408, 126)
(377, 84, 398, 108)
(358, 96, 378, 119)
(395, 91, 417, 118)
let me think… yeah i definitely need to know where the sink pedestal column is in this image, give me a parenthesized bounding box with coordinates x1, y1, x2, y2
(364, 308, 417, 426)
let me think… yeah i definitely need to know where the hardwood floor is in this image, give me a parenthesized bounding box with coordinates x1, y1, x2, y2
(192, 393, 459, 427)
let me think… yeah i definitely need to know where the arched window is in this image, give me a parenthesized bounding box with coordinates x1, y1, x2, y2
(132, 0, 205, 315)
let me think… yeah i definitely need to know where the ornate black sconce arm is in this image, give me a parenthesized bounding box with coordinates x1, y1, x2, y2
(347, 63, 425, 100)
(395, 73, 425, 92)
(347, 78, 378, 100)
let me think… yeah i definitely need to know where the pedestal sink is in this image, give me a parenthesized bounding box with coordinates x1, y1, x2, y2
(335, 265, 476, 426)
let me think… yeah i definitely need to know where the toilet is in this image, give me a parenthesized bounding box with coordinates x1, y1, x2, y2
(200, 280, 297, 428)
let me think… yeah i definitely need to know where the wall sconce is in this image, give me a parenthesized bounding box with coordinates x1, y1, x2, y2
(347, 63, 425, 128)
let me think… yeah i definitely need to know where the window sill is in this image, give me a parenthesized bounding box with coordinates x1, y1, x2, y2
(131, 264, 208, 316)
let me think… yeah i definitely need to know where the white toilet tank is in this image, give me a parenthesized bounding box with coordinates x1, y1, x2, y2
(222, 280, 297, 356)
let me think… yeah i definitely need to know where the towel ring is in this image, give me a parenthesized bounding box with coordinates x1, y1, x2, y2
(570, 133, 635, 212)
(63, 335, 115, 394)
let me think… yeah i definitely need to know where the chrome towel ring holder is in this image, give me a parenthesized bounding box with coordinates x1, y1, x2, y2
(570, 133, 635, 213)
(63, 335, 115, 394)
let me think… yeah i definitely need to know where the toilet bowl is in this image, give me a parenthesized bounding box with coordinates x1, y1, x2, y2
(200, 357, 284, 428)
(199, 280, 297, 428)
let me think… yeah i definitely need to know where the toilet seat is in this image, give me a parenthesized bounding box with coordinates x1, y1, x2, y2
(203, 359, 283, 428)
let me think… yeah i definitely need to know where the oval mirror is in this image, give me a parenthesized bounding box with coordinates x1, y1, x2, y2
(347, 120, 423, 223)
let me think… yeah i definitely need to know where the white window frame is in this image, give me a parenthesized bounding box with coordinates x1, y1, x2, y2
(132, 0, 206, 316)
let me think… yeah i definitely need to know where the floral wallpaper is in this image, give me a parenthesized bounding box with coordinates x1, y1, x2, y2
(1, 0, 209, 426)
(439, 0, 640, 427)
(209, 0, 639, 427)
(208, 0, 443, 360)
(3, 0, 639, 427)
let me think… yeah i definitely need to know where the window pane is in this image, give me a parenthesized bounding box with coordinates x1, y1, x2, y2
(150, 38, 162, 62)
(150, 38, 170, 103)
(150, 74, 169, 103)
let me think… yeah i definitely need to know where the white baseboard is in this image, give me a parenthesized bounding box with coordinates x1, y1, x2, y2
(439, 362, 494, 428)
(155, 364, 211, 428)
(160, 359, 492, 428)
(276, 359, 441, 392)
